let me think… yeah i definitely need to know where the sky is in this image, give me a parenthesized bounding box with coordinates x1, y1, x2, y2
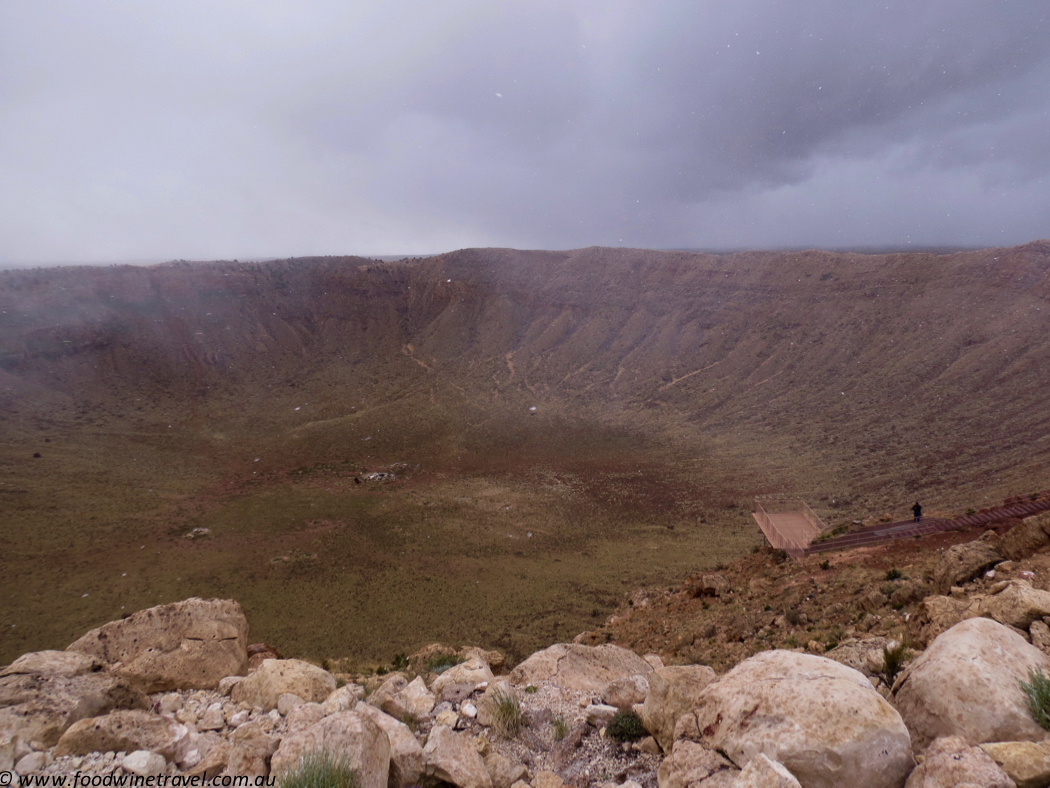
(2, 1, 1049, 264)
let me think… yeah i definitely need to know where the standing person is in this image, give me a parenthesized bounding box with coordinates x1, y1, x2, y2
(912, 502, 922, 523)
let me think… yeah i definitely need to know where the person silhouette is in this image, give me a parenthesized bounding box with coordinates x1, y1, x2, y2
(912, 502, 922, 523)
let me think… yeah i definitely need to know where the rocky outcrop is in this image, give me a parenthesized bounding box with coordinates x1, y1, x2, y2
(1001, 516, 1050, 561)
(903, 736, 1014, 787)
(67, 598, 249, 693)
(230, 659, 336, 711)
(270, 711, 390, 788)
(509, 644, 653, 693)
(894, 617, 1050, 748)
(432, 657, 495, 697)
(979, 580, 1050, 629)
(636, 665, 717, 753)
(676, 651, 914, 788)
(0, 658, 146, 746)
(932, 540, 1002, 593)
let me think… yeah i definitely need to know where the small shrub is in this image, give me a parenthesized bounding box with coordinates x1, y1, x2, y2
(882, 641, 910, 685)
(391, 653, 409, 672)
(1020, 668, 1050, 731)
(523, 685, 538, 694)
(278, 749, 358, 788)
(785, 609, 801, 626)
(885, 568, 902, 581)
(819, 560, 831, 570)
(425, 652, 461, 675)
(1031, 493, 1040, 501)
(488, 688, 523, 738)
(967, 508, 976, 516)
(551, 714, 569, 741)
(606, 710, 646, 742)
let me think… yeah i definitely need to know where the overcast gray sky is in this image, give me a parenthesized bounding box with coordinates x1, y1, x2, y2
(2, 1, 1048, 264)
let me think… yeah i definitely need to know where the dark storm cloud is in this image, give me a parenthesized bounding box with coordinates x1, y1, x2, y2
(1, 1, 1048, 263)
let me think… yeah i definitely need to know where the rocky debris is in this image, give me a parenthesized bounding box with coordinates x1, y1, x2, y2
(510, 644, 653, 693)
(423, 724, 492, 788)
(933, 539, 1003, 593)
(226, 721, 278, 777)
(635, 665, 717, 753)
(684, 573, 732, 598)
(67, 598, 249, 693)
(231, 658, 336, 711)
(914, 594, 983, 644)
(677, 651, 914, 788)
(903, 736, 1015, 787)
(371, 673, 436, 722)
(894, 617, 1050, 749)
(1, 651, 105, 678)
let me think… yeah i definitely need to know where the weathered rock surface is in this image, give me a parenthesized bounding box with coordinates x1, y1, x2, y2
(656, 740, 736, 788)
(1, 651, 105, 679)
(904, 736, 1014, 787)
(226, 721, 278, 778)
(894, 617, 1050, 748)
(0, 670, 147, 746)
(733, 753, 802, 788)
(636, 665, 718, 753)
(677, 651, 913, 788)
(823, 637, 891, 677)
(432, 657, 496, 697)
(356, 702, 425, 788)
(933, 540, 1002, 593)
(602, 673, 650, 712)
(1001, 517, 1050, 561)
(231, 658, 336, 711)
(54, 710, 187, 759)
(979, 581, 1050, 629)
(422, 724, 492, 788)
(509, 644, 653, 693)
(980, 741, 1050, 788)
(67, 598, 249, 693)
(122, 750, 166, 777)
(270, 711, 390, 787)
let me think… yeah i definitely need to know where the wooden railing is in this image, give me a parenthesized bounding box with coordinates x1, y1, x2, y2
(753, 497, 808, 559)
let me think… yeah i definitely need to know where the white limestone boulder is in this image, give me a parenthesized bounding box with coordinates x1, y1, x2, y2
(431, 657, 495, 697)
(676, 650, 913, 788)
(638, 664, 718, 753)
(356, 703, 425, 788)
(893, 616, 1050, 748)
(903, 736, 1014, 787)
(508, 644, 653, 693)
(270, 710, 390, 788)
(54, 709, 188, 759)
(67, 598, 249, 693)
(231, 658, 336, 711)
(422, 724, 492, 788)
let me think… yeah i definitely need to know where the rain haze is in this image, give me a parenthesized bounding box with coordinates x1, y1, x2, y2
(1, 0, 1048, 265)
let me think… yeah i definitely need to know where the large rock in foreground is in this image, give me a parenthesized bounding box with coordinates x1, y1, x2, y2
(509, 644, 652, 693)
(0, 656, 146, 746)
(676, 650, 913, 788)
(67, 598, 249, 693)
(894, 616, 1050, 749)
